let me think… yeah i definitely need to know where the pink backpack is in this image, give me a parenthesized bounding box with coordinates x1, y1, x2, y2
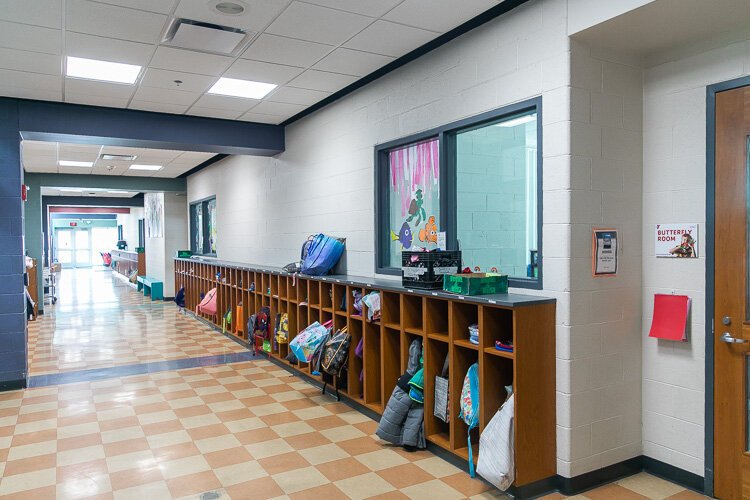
(196, 288, 218, 316)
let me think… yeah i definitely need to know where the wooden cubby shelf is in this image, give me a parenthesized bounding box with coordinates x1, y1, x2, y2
(173, 258, 556, 490)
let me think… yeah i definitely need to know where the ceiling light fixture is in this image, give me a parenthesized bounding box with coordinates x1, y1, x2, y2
(58, 160, 93, 167)
(495, 114, 536, 128)
(100, 154, 137, 161)
(212, 1, 246, 15)
(60, 188, 84, 192)
(129, 164, 163, 171)
(66, 56, 142, 84)
(107, 190, 132, 194)
(208, 77, 276, 99)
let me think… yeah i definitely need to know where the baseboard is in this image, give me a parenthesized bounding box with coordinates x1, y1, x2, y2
(558, 457, 642, 496)
(642, 456, 704, 493)
(0, 378, 26, 392)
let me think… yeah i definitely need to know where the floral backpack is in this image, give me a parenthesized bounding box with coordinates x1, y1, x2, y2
(459, 363, 480, 477)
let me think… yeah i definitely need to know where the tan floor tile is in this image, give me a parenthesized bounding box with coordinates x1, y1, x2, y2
(273, 421, 316, 438)
(292, 406, 335, 420)
(213, 459, 269, 487)
(225, 475, 284, 499)
(617, 472, 685, 499)
(335, 472, 397, 500)
(106, 450, 156, 474)
(441, 472, 494, 497)
(112, 480, 171, 500)
(157, 453, 212, 481)
(413, 456, 463, 478)
(258, 451, 311, 475)
(289, 482, 349, 500)
(665, 490, 708, 499)
(284, 431, 332, 450)
(3, 453, 57, 477)
(224, 416, 266, 433)
(204, 447, 255, 469)
(195, 434, 242, 454)
(101, 426, 145, 444)
(584, 484, 649, 499)
(273, 466, 329, 495)
(56, 444, 105, 466)
(103, 438, 150, 457)
(56, 471, 112, 499)
(246, 438, 294, 459)
(338, 436, 386, 456)
(235, 427, 279, 445)
(355, 449, 410, 472)
(400, 479, 465, 499)
(167, 470, 223, 499)
(377, 463, 436, 489)
(0, 467, 57, 495)
(58, 422, 101, 439)
(249, 402, 288, 416)
(298, 443, 349, 465)
(146, 430, 192, 449)
(320, 424, 367, 442)
(10, 428, 57, 447)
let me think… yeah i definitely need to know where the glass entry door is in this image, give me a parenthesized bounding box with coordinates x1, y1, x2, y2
(54, 228, 92, 268)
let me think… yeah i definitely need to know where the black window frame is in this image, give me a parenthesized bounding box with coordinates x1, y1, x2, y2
(374, 96, 543, 290)
(190, 196, 216, 257)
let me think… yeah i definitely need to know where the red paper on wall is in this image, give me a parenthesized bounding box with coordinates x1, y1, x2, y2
(648, 294, 690, 341)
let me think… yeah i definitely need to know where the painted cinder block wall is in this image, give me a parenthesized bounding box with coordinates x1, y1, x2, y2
(188, 0, 649, 478)
(0, 100, 26, 387)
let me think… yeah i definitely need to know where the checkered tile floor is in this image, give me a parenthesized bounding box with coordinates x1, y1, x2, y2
(28, 269, 246, 376)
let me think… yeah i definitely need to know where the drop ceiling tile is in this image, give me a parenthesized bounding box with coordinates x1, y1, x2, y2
(265, 86, 330, 105)
(65, 93, 132, 108)
(150, 46, 233, 76)
(23, 141, 58, 155)
(137, 149, 184, 161)
(129, 100, 190, 114)
(23, 164, 54, 173)
(66, 0, 168, 44)
(250, 101, 306, 117)
(58, 165, 94, 175)
(240, 34, 333, 68)
(133, 85, 200, 106)
(266, 2, 373, 46)
(0, 85, 62, 102)
(302, 0, 403, 17)
(344, 20, 436, 57)
(176, 151, 215, 161)
(22, 158, 59, 170)
(65, 32, 154, 66)
(151, 169, 183, 178)
(0, 21, 61, 55)
(0, 48, 61, 75)
(238, 112, 284, 124)
(95, 0, 176, 14)
(100, 146, 144, 156)
(174, 0, 291, 32)
(122, 168, 157, 177)
(223, 59, 303, 85)
(192, 93, 258, 111)
(187, 107, 244, 120)
(140, 68, 215, 93)
(287, 69, 357, 92)
(0, 69, 61, 91)
(58, 143, 101, 155)
(65, 79, 136, 99)
(312, 47, 394, 76)
(0, 0, 62, 29)
(383, 0, 497, 32)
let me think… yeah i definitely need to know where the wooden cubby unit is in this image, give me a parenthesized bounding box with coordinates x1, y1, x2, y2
(174, 258, 556, 492)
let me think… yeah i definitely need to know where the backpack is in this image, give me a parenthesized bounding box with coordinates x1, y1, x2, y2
(321, 327, 351, 376)
(300, 234, 345, 276)
(174, 286, 185, 308)
(283, 235, 317, 273)
(459, 363, 480, 477)
(275, 313, 289, 344)
(289, 320, 331, 363)
(250, 307, 271, 355)
(476, 391, 514, 490)
(196, 288, 218, 316)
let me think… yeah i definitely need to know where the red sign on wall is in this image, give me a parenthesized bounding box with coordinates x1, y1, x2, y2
(69, 222, 77, 227)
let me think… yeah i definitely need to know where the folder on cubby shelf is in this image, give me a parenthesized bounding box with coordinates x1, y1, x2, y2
(648, 294, 690, 341)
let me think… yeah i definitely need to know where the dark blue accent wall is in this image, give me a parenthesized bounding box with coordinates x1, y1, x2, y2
(0, 100, 26, 387)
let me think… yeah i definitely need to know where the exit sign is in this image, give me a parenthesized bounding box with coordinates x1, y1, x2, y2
(69, 222, 77, 227)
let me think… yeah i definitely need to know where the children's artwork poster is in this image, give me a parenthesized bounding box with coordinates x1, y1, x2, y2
(388, 138, 440, 267)
(145, 192, 164, 238)
(592, 228, 618, 277)
(655, 224, 698, 258)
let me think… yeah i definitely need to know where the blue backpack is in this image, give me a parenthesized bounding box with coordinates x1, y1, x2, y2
(459, 363, 480, 477)
(301, 234, 345, 275)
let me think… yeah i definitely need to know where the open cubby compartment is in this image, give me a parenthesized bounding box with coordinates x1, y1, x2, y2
(321, 309, 333, 327)
(401, 330, 424, 375)
(450, 343, 480, 461)
(278, 275, 288, 299)
(347, 319, 364, 401)
(270, 274, 280, 298)
(381, 291, 401, 329)
(425, 298, 449, 342)
(402, 294, 424, 334)
(261, 290, 270, 308)
(260, 273, 268, 297)
(320, 281, 333, 311)
(480, 306, 514, 354)
(297, 278, 308, 303)
(381, 326, 401, 403)
(348, 286, 364, 318)
(363, 321, 382, 410)
(308, 281, 320, 307)
(278, 303, 289, 358)
(424, 337, 450, 450)
(237, 290, 248, 339)
(362, 288, 380, 324)
(332, 284, 347, 314)
(333, 312, 347, 333)
(480, 354, 513, 433)
(450, 301, 479, 347)
(287, 304, 299, 341)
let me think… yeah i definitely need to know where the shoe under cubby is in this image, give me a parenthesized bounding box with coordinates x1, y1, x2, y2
(173, 258, 557, 490)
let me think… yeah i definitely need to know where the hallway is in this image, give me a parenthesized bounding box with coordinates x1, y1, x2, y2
(0, 269, 704, 499)
(28, 269, 247, 377)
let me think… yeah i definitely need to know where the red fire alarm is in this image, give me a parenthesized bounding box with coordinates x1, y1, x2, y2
(21, 184, 27, 201)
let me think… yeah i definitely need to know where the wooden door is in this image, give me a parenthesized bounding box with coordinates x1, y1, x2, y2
(715, 85, 750, 499)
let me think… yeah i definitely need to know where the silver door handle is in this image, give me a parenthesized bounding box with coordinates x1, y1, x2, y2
(721, 332, 749, 344)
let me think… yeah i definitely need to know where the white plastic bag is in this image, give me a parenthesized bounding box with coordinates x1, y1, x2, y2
(476, 394, 515, 490)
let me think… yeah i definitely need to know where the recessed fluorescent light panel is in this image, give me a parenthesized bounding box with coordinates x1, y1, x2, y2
(107, 190, 132, 194)
(495, 113, 536, 128)
(60, 188, 83, 192)
(129, 164, 162, 171)
(58, 160, 93, 167)
(66, 56, 142, 84)
(208, 77, 276, 99)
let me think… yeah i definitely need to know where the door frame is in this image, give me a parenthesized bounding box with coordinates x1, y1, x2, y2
(706, 74, 750, 497)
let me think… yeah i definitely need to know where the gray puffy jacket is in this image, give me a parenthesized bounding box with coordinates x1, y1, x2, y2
(375, 340, 426, 449)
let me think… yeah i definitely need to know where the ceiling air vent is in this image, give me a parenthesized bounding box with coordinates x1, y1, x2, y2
(101, 154, 137, 161)
(162, 18, 254, 56)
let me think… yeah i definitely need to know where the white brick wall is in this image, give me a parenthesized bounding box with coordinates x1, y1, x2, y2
(641, 37, 750, 477)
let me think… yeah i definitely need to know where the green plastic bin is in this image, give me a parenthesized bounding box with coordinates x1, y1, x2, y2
(443, 273, 509, 296)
